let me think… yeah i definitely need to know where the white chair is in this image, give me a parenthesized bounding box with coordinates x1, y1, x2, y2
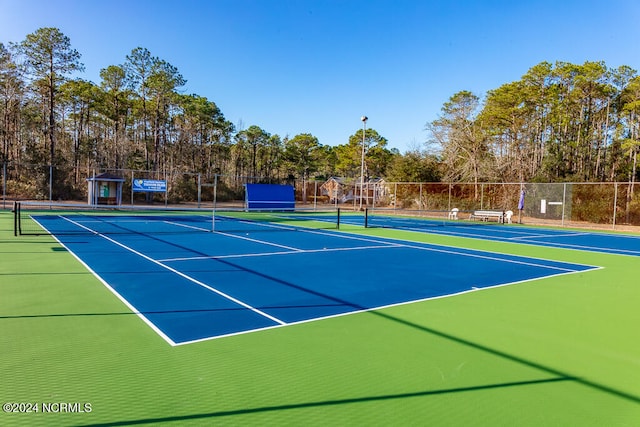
(504, 210, 513, 224)
(449, 208, 459, 220)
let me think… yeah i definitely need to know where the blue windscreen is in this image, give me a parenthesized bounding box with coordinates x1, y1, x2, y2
(245, 184, 295, 210)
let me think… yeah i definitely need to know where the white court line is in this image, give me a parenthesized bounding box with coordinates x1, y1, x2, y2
(393, 223, 640, 257)
(214, 230, 303, 251)
(364, 217, 640, 255)
(61, 217, 287, 332)
(54, 214, 602, 346)
(509, 232, 590, 240)
(71, 213, 599, 272)
(168, 220, 304, 252)
(401, 225, 560, 241)
(211, 222, 587, 273)
(31, 216, 178, 346)
(357, 216, 580, 240)
(163, 220, 212, 232)
(369, 224, 508, 240)
(170, 214, 398, 252)
(159, 245, 395, 262)
(328, 228, 640, 258)
(366, 223, 640, 258)
(397, 241, 582, 272)
(160, 249, 295, 262)
(216, 216, 299, 232)
(312, 226, 600, 271)
(175, 265, 599, 346)
(515, 239, 640, 256)
(301, 227, 587, 271)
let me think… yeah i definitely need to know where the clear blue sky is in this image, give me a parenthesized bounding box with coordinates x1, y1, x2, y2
(2, 0, 639, 152)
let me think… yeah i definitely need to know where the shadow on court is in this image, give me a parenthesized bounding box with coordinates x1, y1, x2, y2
(75, 377, 574, 426)
(70, 304, 640, 426)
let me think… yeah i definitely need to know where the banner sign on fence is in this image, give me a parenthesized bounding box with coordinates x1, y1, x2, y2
(133, 179, 167, 193)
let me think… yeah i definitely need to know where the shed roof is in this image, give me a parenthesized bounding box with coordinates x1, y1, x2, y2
(86, 172, 125, 182)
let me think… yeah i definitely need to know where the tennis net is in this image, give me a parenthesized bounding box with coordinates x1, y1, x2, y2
(13, 202, 341, 236)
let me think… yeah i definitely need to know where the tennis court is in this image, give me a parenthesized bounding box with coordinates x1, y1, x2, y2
(2, 203, 640, 426)
(20, 208, 596, 345)
(351, 210, 640, 256)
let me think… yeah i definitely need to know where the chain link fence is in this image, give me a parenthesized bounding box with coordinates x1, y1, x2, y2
(2, 162, 639, 230)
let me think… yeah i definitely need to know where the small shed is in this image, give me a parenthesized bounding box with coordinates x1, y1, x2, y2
(320, 177, 348, 203)
(86, 172, 125, 205)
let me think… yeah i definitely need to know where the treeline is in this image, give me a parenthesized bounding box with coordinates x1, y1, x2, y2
(1, 27, 431, 200)
(1, 28, 639, 200)
(430, 61, 640, 186)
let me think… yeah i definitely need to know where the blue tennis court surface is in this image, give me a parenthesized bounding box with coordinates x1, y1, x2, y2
(36, 213, 598, 345)
(346, 213, 640, 257)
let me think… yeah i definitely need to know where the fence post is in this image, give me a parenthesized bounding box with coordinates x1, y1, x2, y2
(213, 174, 218, 210)
(394, 183, 397, 211)
(49, 164, 53, 202)
(310, 181, 314, 210)
(518, 182, 524, 224)
(613, 182, 618, 230)
(164, 169, 168, 207)
(353, 180, 356, 210)
(2, 162, 6, 210)
(371, 181, 375, 209)
(561, 183, 567, 227)
(197, 173, 201, 208)
(89, 168, 96, 205)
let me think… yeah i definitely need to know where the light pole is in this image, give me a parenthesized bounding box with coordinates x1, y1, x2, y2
(359, 116, 368, 210)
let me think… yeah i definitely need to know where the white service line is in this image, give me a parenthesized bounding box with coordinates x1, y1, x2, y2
(216, 217, 298, 231)
(168, 220, 304, 252)
(215, 230, 304, 251)
(159, 244, 395, 262)
(61, 216, 287, 327)
(163, 220, 212, 232)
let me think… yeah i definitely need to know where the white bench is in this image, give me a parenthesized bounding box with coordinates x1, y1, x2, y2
(470, 210, 506, 223)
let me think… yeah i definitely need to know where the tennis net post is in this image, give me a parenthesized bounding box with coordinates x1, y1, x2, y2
(13, 201, 19, 236)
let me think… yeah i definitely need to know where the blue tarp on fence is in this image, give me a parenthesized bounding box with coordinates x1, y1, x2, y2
(245, 184, 295, 210)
